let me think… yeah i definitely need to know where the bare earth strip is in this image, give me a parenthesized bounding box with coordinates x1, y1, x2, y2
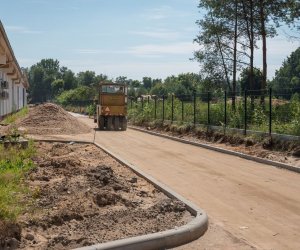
(33, 115, 300, 250)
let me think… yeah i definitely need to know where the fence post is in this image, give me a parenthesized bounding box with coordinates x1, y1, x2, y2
(162, 95, 165, 122)
(154, 97, 157, 119)
(194, 92, 196, 126)
(171, 94, 174, 123)
(182, 99, 184, 122)
(224, 91, 227, 134)
(147, 96, 150, 104)
(244, 89, 247, 135)
(207, 92, 210, 131)
(141, 96, 144, 110)
(269, 88, 272, 137)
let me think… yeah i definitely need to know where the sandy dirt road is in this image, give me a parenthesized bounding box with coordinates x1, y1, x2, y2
(36, 116, 300, 250)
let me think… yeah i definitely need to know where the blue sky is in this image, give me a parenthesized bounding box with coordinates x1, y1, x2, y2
(0, 0, 299, 81)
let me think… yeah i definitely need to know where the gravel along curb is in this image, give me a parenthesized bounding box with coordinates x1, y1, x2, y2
(129, 126, 300, 174)
(33, 139, 209, 250)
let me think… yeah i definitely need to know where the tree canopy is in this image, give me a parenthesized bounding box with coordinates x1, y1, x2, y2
(272, 47, 300, 93)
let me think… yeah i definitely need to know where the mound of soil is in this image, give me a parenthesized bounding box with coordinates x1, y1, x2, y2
(17, 103, 91, 135)
(3, 142, 192, 249)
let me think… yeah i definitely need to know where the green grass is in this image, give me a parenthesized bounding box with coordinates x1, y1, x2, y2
(1, 106, 29, 125)
(0, 141, 36, 221)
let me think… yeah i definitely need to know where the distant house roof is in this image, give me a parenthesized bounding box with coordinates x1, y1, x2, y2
(0, 20, 29, 89)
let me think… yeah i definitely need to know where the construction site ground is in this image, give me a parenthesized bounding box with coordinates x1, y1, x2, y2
(10, 142, 191, 249)
(2, 105, 300, 250)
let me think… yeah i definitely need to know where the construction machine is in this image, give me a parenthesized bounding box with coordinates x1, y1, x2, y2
(95, 82, 127, 131)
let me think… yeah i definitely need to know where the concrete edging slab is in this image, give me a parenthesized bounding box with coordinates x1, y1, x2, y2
(128, 126, 300, 174)
(34, 139, 208, 250)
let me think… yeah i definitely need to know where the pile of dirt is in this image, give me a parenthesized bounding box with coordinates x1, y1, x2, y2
(3, 142, 192, 249)
(17, 103, 91, 135)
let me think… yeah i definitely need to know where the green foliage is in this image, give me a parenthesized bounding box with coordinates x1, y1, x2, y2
(272, 47, 300, 97)
(137, 86, 148, 97)
(142, 77, 153, 89)
(51, 79, 64, 96)
(252, 106, 267, 127)
(28, 59, 61, 102)
(128, 104, 153, 125)
(87, 104, 96, 116)
(128, 87, 137, 98)
(128, 91, 300, 136)
(2, 107, 29, 125)
(56, 86, 94, 106)
(77, 71, 96, 87)
(150, 83, 168, 96)
(0, 141, 36, 220)
(240, 67, 263, 91)
(60, 68, 77, 90)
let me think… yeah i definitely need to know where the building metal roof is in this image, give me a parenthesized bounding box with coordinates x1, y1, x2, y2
(0, 20, 29, 89)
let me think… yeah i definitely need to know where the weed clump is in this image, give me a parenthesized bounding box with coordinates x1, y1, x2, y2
(0, 141, 36, 220)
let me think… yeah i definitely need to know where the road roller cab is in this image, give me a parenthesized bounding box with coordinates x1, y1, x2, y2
(96, 82, 127, 130)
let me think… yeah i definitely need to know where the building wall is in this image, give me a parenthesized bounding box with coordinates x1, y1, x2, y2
(0, 21, 29, 120)
(0, 70, 28, 118)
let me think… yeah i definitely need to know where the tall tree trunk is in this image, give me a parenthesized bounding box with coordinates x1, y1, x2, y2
(260, 0, 267, 106)
(232, 0, 238, 110)
(242, 0, 255, 109)
(210, 14, 231, 90)
(249, 0, 255, 108)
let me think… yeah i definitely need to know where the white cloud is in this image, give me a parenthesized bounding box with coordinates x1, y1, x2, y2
(75, 42, 198, 58)
(141, 5, 189, 20)
(125, 42, 198, 57)
(129, 30, 180, 40)
(5, 26, 43, 34)
(75, 49, 105, 54)
(25, 0, 48, 4)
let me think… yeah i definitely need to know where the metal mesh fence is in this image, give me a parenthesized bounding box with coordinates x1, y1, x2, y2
(128, 88, 300, 137)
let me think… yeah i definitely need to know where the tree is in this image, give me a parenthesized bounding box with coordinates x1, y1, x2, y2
(61, 69, 77, 90)
(142, 77, 152, 89)
(28, 66, 45, 103)
(115, 76, 128, 84)
(51, 79, 64, 96)
(56, 86, 94, 105)
(152, 78, 162, 87)
(36, 59, 60, 77)
(128, 87, 137, 98)
(194, 0, 250, 108)
(137, 86, 148, 96)
(77, 71, 96, 87)
(150, 83, 167, 96)
(240, 67, 263, 93)
(272, 47, 300, 98)
(129, 80, 141, 88)
(28, 59, 60, 103)
(195, 0, 299, 108)
(256, 0, 299, 105)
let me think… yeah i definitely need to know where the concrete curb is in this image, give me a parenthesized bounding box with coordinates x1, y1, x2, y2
(34, 139, 208, 250)
(128, 126, 300, 174)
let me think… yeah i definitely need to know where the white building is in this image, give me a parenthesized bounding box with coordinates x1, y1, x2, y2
(0, 21, 29, 121)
